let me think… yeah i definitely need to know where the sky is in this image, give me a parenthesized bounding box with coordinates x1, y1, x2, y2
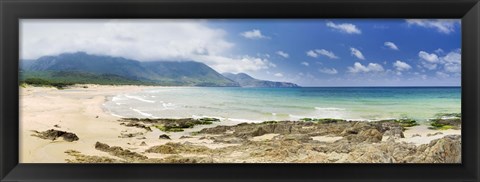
(20, 19, 461, 86)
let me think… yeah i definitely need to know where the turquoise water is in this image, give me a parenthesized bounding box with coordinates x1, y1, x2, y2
(103, 87, 461, 123)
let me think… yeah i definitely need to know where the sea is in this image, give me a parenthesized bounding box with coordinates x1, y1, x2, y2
(103, 87, 461, 123)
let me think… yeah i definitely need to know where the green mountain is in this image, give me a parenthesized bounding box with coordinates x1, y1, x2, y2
(222, 73, 299, 88)
(21, 52, 239, 86)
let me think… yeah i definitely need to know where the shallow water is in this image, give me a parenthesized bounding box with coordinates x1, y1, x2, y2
(103, 87, 461, 123)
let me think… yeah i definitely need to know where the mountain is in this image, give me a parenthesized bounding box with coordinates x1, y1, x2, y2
(223, 73, 300, 88)
(21, 52, 239, 86)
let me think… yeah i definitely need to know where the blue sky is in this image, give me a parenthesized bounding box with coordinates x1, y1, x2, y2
(21, 19, 461, 86)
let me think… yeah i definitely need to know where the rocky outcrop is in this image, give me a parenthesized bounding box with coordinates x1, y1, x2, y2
(32, 129, 79, 142)
(65, 150, 122, 163)
(119, 118, 219, 132)
(120, 122, 152, 131)
(159, 134, 171, 140)
(65, 119, 460, 163)
(95, 142, 148, 161)
(429, 113, 461, 130)
(145, 142, 212, 154)
(409, 135, 461, 163)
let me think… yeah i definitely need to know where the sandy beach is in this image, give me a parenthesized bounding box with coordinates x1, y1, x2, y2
(20, 85, 461, 163)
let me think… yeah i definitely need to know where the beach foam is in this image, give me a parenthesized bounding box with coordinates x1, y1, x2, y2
(124, 95, 156, 103)
(130, 108, 154, 117)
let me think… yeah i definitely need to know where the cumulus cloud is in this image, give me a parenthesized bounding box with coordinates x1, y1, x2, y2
(301, 62, 309, 66)
(393, 60, 412, 71)
(418, 51, 439, 63)
(406, 19, 460, 34)
(20, 19, 276, 73)
(350, 47, 365, 60)
(306, 49, 339, 59)
(326, 21, 361, 34)
(418, 49, 461, 74)
(240, 29, 269, 39)
(276, 51, 289, 58)
(306, 50, 318, 58)
(348, 62, 384, 73)
(274, 73, 284, 77)
(319, 68, 338, 74)
(441, 49, 461, 73)
(436, 71, 450, 78)
(384, 41, 399, 50)
(192, 55, 274, 73)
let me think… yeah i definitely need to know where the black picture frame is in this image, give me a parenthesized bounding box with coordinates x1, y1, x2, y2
(1, 0, 479, 181)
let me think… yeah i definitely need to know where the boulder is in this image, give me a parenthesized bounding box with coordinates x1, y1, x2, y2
(159, 134, 171, 140)
(31, 129, 79, 142)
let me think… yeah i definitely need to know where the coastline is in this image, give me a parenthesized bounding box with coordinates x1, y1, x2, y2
(20, 85, 461, 163)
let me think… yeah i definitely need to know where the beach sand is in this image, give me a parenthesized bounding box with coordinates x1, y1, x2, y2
(19, 85, 461, 163)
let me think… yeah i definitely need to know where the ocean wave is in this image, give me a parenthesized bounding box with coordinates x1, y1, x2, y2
(161, 102, 175, 109)
(111, 113, 126, 118)
(112, 96, 127, 102)
(228, 118, 263, 123)
(130, 108, 154, 117)
(288, 114, 313, 119)
(124, 95, 156, 103)
(314, 107, 346, 111)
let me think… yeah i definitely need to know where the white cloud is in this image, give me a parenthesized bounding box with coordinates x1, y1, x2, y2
(418, 51, 439, 63)
(406, 19, 460, 34)
(306, 50, 318, 58)
(393, 60, 411, 71)
(435, 48, 444, 54)
(274, 73, 283, 77)
(301, 62, 309, 66)
(193, 55, 274, 73)
(421, 62, 438, 70)
(436, 71, 450, 78)
(444, 63, 461, 73)
(348, 62, 384, 73)
(384, 41, 399, 50)
(20, 19, 276, 73)
(441, 49, 461, 64)
(350, 47, 365, 60)
(240, 29, 269, 39)
(316, 49, 339, 59)
(441, 49, 461, 73)
(307, 49, 339, 59)
(276, 51, 289, 58)
(326, 21, 361, 34)
(319, 68, 338, 74)
(418, 49, 461, 74)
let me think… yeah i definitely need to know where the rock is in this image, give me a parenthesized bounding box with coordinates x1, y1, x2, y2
(65, 150, 122, 163)
(383, 127, 405, 139)
(179, 135, 193, 139)
(410, 135, 461, 163)
(146, 142, 211, 154)
(140, 141, 148, 146)
(427, 132, 443, 137)
(119, 132, 143, 138)
(54, 124, 60, 128)
(159, 134, 171, 140)
(120, 122, 152, 131)
(120, 118, 216, 132)
(31, 129, 79, 142)
(345, 129, 383, 143)
(94, 142, 148, 161)
(412, 134, 422, 137)
(159, 155, 214, 163)
(430, 117, 461, 130)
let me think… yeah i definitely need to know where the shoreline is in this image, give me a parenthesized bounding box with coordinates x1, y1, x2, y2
(20, 84, 461, 163)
